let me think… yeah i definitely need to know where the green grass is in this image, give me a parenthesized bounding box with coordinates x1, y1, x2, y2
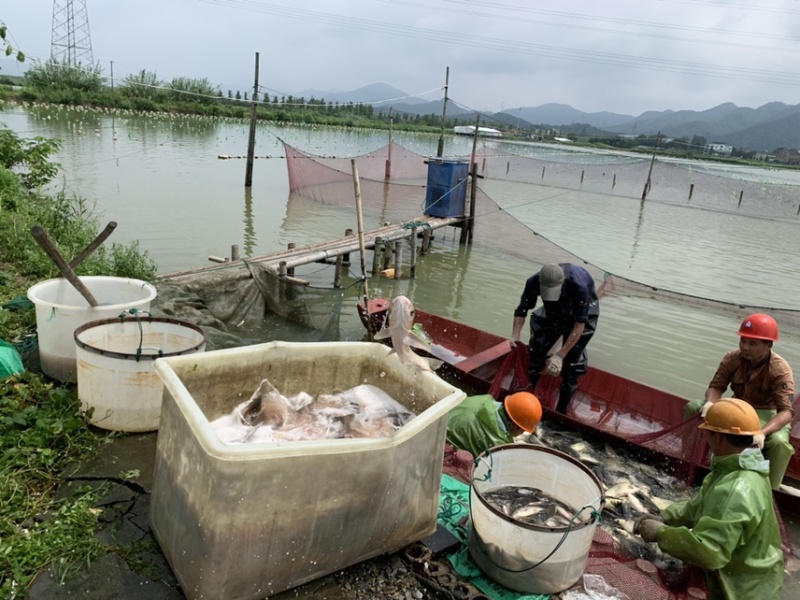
(0, 123, 159, 598)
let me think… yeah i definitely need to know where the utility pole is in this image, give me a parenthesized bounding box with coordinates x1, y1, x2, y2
(436, 66, 449, 158)
(110, 60, 114, 92)
(245, 52, 260, 188)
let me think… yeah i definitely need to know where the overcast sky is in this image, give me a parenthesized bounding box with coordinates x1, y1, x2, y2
(2, 0, 800, 116)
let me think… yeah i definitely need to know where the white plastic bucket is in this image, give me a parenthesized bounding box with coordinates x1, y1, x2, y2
(75, 316, 207, 432)
(27, 277, 157, 382)
(468, 444, 604, 595)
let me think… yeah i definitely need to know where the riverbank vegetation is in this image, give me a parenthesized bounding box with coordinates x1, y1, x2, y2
(5, 58, 782, 168)
(0, 123, 157, 598)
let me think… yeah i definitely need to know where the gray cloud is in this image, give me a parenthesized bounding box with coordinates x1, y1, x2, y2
(3, 0, 799, 116)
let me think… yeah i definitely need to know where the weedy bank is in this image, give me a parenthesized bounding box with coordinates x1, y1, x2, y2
(0, 122, 158, 598)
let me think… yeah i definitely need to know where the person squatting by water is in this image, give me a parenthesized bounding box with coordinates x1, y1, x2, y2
(683, 313, 795, 490)
(635, 399, 784, 600)
(511, 263, 599, 414)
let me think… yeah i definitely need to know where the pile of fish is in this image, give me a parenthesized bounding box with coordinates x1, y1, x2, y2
(520, 420, 695, 572)
(210, 379, 416, 444)
(483, 485, 591, 528)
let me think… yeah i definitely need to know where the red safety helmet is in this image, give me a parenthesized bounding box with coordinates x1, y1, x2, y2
(738, 313, 779, 342)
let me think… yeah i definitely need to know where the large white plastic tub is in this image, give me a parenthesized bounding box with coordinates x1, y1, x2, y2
(27, 276, 157, 382)
(74, 317, 207, 432)
(469, 444, 604, 595)
(150, 341, 466, 600)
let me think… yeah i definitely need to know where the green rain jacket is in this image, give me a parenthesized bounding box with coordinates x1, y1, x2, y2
(657, 449, 783, 600)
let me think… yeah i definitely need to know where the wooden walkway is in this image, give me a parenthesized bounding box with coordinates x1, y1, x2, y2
(160, 215, 465, 281)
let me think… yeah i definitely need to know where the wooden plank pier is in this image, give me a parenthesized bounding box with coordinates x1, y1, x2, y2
(160, 215, 465, 283)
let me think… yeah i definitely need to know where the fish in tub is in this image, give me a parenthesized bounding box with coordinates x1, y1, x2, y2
(210, 377, 416, 443)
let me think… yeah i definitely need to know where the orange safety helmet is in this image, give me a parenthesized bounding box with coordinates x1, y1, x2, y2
(504, 391, 543, 433)
(738, 313, 779, 342)
(698, 398, 762, 436)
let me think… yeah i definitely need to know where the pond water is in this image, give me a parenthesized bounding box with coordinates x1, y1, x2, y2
(3, 103, 800, 400)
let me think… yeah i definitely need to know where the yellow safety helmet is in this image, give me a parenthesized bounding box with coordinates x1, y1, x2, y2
(698, 398, 762, 436)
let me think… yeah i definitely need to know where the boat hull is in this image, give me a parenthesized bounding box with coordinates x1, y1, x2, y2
(359, 299, 800, 515)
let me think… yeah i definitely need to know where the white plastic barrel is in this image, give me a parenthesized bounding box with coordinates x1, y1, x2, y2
(75, 316, 206, 432)
(27, 277, 157, 382)
(468, 444, 604, 595)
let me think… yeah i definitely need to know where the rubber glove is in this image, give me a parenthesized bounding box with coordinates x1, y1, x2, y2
(638, 518, 665, 543)
(753, 433, 765, 449)
(700, 400, 715, 418)
(633, 513, 664, 535)
(545, 354, 563, 376)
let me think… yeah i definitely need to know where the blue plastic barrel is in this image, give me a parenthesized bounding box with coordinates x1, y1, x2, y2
(423, 158, 469, 218)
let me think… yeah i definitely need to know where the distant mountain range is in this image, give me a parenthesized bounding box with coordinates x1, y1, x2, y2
(290, 82, 800, 152)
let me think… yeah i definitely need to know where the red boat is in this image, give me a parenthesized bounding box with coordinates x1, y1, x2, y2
(358, 298, 800, 516)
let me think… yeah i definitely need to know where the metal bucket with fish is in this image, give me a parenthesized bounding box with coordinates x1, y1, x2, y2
(468, 444, 604, 595)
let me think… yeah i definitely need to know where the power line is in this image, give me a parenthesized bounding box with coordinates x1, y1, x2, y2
(381, 0, 800, 54)
(196, 0, 800, 86)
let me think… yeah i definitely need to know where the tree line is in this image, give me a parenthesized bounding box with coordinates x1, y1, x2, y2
(5, 59, 467, 133)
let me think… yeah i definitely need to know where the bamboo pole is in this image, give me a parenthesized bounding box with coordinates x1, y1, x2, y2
(351, 159, 369, 304)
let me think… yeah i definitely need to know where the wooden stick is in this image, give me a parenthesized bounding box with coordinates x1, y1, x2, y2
(351, 159, 369, 304)
(30, 225, 99, 307)
(69, 221, 117, 269)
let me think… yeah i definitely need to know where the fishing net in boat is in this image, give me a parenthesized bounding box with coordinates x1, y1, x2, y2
(155, 260, 345, 347)
(282, 139, 800, 330)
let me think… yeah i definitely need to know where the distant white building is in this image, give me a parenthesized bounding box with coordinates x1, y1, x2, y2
(705, 143, 733, 156)
(453, 125, 503, 138)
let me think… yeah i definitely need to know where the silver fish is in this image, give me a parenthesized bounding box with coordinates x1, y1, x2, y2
(373, 295, 443, 372)
(483, 485, 582, 528)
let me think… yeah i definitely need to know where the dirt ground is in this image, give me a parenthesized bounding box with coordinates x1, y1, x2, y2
(23, 430, 800, 600)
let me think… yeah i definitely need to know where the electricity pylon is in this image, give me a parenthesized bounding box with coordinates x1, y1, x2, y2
(50, 0, 93, 65)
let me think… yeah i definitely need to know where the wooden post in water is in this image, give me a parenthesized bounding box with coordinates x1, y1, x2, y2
(385, 108, 394, 180)
(342, 228, 354, 266)
(612, 173, 616, 189)
(231, 245, 240, 261)
(641, 131, 661, 200)
(421, 230, 432, 255)
(542, 166, 546, 179)
(580, 170, 585, 185)
(333, 255, 343, 288)
(461, 113, 480, 245)
(244, 52, 260, 187)
(436, 67, 450, 158)
(410, 226, 418, 278)
(394, 240, 403, 278)
(372, 238, 383, 275)
(738, 190, 744, 208)
(351, 159, 370, 304)
(383, 241, 394, 270)
(689, 183, 694, 200)
(287, 242, 296, 276)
